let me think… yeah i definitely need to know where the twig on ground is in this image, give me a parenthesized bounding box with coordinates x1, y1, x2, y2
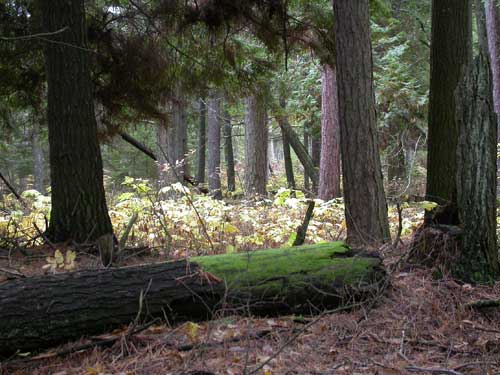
(406, 366, 464, 375)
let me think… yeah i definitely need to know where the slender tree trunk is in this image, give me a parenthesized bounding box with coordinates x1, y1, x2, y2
(41, 0, 113, 243)
(245, 94, 268, 196)
(223, 110, 236, 192)
(303, 124, 310, 192)
(279, 97, 296, 189)
(333, 0, 390, 245)
(197, 98, 207, 183)
(157, 116, 176, 186)
(277, 119, 317, 186)
(31, 117, 45, 193)
(311, 130, 321, 193)
(207, 93, 222, 199)
(426, 0, 472, 206)
(318, 64, 341, 200)
(173, 93, 187, 181)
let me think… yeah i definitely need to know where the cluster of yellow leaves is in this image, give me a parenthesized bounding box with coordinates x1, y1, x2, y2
(42, 249, 76, 273)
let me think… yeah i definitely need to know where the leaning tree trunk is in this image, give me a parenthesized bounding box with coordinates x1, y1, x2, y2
(197, 98, 207, 183)
(223, 110, 236, 192)
(333, 0, 390, 246)
(426, 0, 472, 206)
(278, 118, 317, 186)
(318, 64, 341, 200)
(41, 0, 113, 242)
(454, 12, 500, 282)
(278, 97, 296, 189)
(207, 93, 222, 199)
(245, 94, 268, 196)
(0, 243, 385, 357)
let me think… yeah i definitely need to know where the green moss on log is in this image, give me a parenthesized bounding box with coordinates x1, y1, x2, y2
(191, 242, 382, 300)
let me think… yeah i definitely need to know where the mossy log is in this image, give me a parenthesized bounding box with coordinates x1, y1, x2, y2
(0, 242, 385, 356)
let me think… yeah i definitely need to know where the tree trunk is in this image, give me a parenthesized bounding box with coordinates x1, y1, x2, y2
(197, 98, 207, 183)
(41, 0, 113, 243)
(157, 108, 177, 186)
(485, 0, 500, 181)
(0, 243, 385, 357)
(318, 64, 341, 200)
(333, 0, 390, 246)
(311, 129, 321, 193)
(426, 0, 472, 206)
(454, 14, 500, 283)
(207, 93, 222, 199)
(31, 116, 45, 193)
(278, 97, 296, 190)
(173, 93, 188, 181)
(245, 94, 268, 196)
(278, 119, 318, 186)
(223, 110, 236, 192)
(303, 124, 310, 192)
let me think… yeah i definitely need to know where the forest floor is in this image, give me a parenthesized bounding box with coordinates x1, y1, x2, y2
(1, 239, 500, 375)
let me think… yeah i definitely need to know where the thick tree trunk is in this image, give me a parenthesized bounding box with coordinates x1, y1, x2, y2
(31, 117, 45, 193)
(207, 93, 222, 199)
(245, 94, 268, 196)
(454, 17, 500, 283)
(333, 0, 390, 245)
(41, 0, 113, 242)
(318, 64, 341, 200)
(223, 110, 236, 192)
(0, 243, 385, 357)
(486, 0, 500, 128)
(426, 0, 472, 206)
(197, 99, 207, 183)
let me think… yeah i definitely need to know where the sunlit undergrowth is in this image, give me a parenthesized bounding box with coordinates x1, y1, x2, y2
(0, 177, 433, 256)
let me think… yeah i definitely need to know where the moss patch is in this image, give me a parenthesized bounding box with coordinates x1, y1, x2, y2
(191, 242, 382, 298)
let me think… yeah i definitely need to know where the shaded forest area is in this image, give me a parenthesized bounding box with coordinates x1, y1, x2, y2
(1, 0, 500, 374)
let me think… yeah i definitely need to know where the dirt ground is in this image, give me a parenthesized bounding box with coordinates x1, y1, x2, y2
(1, 242, 499, 375)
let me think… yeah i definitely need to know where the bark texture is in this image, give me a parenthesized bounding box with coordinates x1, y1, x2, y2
(333, 0, 390, 245)
(426, 0, 472, 205)
(197, 98, 207, 183)
(318, 64, 341, 200)
(157, 108, 176, 186)
(41, 0, 113, 242)
(245, 94, 268, 196)
(278, 102, 296, 190)
(223, 110, 236, 192)
(485, 0, 500, 132)
(207, 94, 222, 199)
(454, 34, 500, 282)
(0, 243, 385, 357)
(173, 94, 188, 180)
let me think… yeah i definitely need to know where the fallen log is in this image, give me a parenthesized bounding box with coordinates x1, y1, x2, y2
(0, 242, 385, 357)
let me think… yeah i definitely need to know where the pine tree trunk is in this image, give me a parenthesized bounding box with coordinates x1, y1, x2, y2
(0, 243, 385, 357)
(486, 0, 500, 128)
(32, 116, 45, 193)
(426, 0, 472, 206)
(173, 93, 188, 181)
(454, 6, 500, 283)
(318, 64, 341, 200)
(279, 97, 296, 189)
(223, 110, 236, 192)
(245, 94, 268, 196)
(197, 98, 207, 183)
(41, 0, 113, 243)
(207, 93, 222, 199)
(303, 124, 310, 192)
(333, 0, 390, 245)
